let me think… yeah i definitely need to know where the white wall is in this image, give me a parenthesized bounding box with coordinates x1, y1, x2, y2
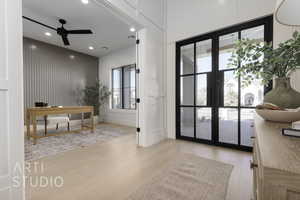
(97, 0, 167, 147)
(274, 20, 300, 90)
(167, 0, 277, 43)
(0, 0, 24, 199)
(166, 0, 300, 139)
(99, 46, 136, 127)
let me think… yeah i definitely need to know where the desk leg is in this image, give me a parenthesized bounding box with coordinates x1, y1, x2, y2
(81, 113, 84, 130)
(32, 115, 37, 145)
(26, 112, 30, 140)
(91, 111, 94, 133)
(44, 116, 48, 135)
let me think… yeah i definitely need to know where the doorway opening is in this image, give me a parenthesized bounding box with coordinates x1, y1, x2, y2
(176, 15, 273, 151)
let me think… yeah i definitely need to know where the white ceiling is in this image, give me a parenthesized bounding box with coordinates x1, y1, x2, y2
(22, 0, 139, 57)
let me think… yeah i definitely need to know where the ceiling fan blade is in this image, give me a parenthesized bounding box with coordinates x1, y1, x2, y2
(62, 36, 70, 46)
(23, 16, 57, 31)
(67, 29, 93, 34)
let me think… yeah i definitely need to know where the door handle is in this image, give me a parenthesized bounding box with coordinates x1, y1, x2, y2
(250, 160, 258, 169)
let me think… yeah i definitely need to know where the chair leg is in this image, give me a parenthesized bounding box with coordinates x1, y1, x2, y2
(67, 122, 70, 132)
(56, 123, 59, 130)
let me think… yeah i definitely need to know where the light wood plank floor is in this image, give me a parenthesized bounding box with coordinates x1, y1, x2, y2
(26, 125, 253, 200)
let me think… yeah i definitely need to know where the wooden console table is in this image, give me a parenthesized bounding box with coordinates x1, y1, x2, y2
(253, 114, 300, 200)
(26, 106, 94, 144)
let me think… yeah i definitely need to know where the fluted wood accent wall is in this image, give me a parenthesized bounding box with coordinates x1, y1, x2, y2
(23, 37, 98, 109)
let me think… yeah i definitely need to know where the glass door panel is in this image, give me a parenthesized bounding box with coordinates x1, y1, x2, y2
(219, 32, 238, 70)
(241, 25, 264, 42)
(241, 109, 255, 147)
(179, 39, 213, 142)
(219, 108, 238, 144)
(180, 107, 194, 138)
(196, 108, 212, 140)
(180, 76, 194, 105)
(223, 71, 239, 106)
(196, 39, 212, 73)
(196, 74, 207, 106)
(240, 25, 265, 108)
(240, 78, 264, 107)
(180, 44, 194, 75)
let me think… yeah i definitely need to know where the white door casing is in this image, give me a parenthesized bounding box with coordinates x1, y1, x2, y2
(138, 27, 165, 147)
(0, 0, 24, 199)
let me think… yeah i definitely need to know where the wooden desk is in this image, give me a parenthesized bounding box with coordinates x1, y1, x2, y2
(26, 106, 94, 144)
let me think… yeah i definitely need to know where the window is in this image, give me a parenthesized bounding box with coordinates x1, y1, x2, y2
(112, 64, 136, 109)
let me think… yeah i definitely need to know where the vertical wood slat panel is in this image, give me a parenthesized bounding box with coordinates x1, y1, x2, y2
(23, 37, 98, 110)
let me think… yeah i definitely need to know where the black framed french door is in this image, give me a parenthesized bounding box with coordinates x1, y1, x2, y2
(176, 15, 273, 151)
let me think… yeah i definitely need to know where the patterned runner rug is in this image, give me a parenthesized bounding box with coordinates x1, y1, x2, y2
(127, 153, 233, 200)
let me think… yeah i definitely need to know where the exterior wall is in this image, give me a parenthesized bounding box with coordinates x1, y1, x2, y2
(98, 46, 136, 127)
(23, 37, 99, 110)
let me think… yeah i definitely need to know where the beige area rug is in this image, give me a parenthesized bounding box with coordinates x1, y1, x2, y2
(25, 124, 133, 161)
(127, 153, 233, 200)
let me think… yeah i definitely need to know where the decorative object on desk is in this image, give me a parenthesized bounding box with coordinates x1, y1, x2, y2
(275, 0, 300, 27)
(77, 81, 111, 116)
(256, 103, 300, 122)
(229, 31, 300, 109)
(35, 102, 48, 107)
(50, 105, 63, 108)
(282, 128, 300, 138)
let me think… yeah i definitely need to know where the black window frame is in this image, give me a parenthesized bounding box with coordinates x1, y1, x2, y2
(112, 64, 136, 110)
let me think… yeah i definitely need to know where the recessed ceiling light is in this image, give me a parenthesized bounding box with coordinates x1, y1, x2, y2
(81, 0, 89, 4)
(69, 55, 75, 59)
(30, 45, 37, 50)
(89, 46, 94, 50)
(102, 46, 109, 50)
(130, 27, 136, 32)
(45, 32, 51, 36)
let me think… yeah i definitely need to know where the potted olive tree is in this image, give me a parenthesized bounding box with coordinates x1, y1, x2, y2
(229, 31, 300, 108)
(77, 82, 111, 121)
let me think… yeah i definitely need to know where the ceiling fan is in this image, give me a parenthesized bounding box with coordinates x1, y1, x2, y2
(23, 16, 93, 46)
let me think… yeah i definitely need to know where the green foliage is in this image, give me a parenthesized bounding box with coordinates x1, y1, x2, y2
(229, 31, 300, 86)
(78, 82, 111, 115)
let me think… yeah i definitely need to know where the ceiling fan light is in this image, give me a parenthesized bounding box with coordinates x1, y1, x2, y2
(81, 0, 89, 4)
